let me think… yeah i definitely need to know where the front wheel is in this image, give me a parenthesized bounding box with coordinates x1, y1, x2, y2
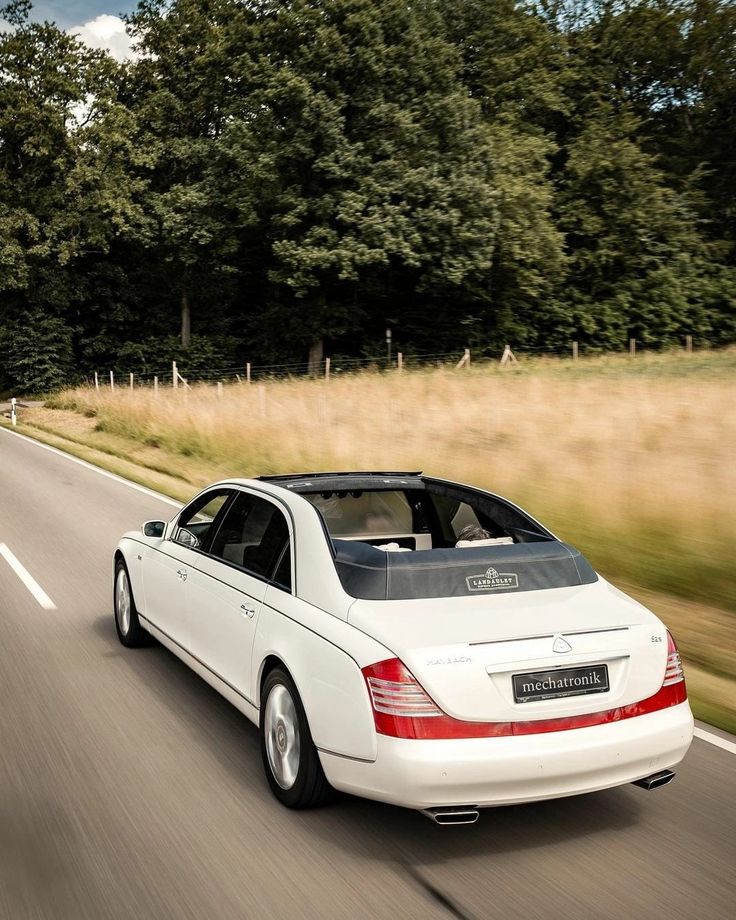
(114, 559, 149, 648)
(260, 668, 333, 809)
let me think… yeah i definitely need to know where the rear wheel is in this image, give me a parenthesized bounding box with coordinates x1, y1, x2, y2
(114, 559, 149, 648)
(260, 667, 333, 809)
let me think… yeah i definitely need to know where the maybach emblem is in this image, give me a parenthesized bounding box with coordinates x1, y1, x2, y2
(552, 634, 573, 654)
(466, 566, 519, 591)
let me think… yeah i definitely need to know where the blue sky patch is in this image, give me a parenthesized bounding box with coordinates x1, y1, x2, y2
(30, 2, 138, 29)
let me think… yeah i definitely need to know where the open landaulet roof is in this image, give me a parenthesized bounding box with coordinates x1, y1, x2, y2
(257, 471, 424, 491)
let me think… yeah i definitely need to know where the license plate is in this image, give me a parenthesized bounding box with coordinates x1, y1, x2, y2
(512, 664, 610, 703)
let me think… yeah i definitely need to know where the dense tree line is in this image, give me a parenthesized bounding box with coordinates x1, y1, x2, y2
(1, 0, 735, 391)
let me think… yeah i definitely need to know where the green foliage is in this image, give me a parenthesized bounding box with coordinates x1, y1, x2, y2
(0, 0, 735, 388)
(0, 310, 74, 393)
(115, 334, 238, 375)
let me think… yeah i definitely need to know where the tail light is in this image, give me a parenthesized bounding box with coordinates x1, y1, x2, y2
(662, 630, 685, 686)
(363, 658, 443, 718)
(362, 641, 688, 741)
(362, 659, 445, 739)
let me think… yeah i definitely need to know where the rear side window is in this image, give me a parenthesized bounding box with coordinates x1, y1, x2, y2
(208, 492, 291, 588)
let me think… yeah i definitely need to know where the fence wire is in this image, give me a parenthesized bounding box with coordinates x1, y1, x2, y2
(86, 338, 698, 389)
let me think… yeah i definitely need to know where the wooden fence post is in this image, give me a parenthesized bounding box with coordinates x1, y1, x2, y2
(94, 372, 100, 392)
(572, 341, 579, 361)
(397, 352, 403, 373)
(456, 348, 470, 369)
(500, 345, 518, 366)
(629, 338, 636, 357)
(110, 371, 115, 390)
(685, 335, 693, 353)
(325, 357, 331, 381)
(10, 397, 16, 427)
(173, 361, 178, 389)
(129, 372, 134, 390)
(154, 376, 159, 394)
(246, 362, 251, 385)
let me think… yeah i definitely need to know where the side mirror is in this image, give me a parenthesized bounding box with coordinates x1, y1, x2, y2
(142, 520, 166, 538)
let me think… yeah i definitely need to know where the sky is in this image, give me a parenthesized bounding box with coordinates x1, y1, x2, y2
(29, 1, 141, 60)
(31, 2, 139, 30)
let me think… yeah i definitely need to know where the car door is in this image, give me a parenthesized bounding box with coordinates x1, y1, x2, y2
(140, 488, 234, 647)
(187, 490, 292, 703)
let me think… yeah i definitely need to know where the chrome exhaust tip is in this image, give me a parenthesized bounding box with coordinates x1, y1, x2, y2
(422, 807, 480, 825)
(632, 769, 676, 790)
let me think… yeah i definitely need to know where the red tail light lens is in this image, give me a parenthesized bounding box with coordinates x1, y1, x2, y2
(362, 658, 503, 739)
(362, 644, 687, 741)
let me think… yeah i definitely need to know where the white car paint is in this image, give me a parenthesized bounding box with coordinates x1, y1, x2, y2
(116, 476, 694, 814)
(320, 703, 692, 810)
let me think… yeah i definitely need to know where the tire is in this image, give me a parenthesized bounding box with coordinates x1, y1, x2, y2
(260, 667, 333, 809)
(114, 558, 149, 648)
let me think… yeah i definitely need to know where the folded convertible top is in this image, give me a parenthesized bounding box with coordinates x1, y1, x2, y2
(332, 539, 597, 600)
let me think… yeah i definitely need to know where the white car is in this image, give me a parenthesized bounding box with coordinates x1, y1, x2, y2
(114, 471, 693, 824)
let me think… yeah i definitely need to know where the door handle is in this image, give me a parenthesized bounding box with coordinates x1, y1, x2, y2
(177, 569, 188, 581)
(240, 604, 256, 619)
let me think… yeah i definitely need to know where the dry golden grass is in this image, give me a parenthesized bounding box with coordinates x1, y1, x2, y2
(48, 351, 736, 610)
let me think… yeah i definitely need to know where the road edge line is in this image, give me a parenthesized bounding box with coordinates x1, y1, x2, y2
(0, 425, 181, 508)
(693, 726, 736, 756)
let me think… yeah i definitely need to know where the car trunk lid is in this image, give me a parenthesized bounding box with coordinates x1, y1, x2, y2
(348, 579, 668, 722)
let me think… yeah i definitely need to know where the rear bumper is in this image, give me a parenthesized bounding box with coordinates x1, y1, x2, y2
(319, 701, 694, 810)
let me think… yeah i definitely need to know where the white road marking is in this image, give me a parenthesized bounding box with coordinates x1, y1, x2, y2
(0, 425, 180, 508)
(694, 727, 736, 756)
(0, 543, 57, 610)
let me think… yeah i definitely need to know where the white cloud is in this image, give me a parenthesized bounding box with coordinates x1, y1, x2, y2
(71, 14, 137, 62)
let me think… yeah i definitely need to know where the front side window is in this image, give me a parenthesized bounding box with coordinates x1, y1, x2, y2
(209, 492, 291, 588)
(174, 490, 232, 549)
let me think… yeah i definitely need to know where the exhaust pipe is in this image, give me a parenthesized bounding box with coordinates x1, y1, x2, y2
(632, 769, 676, 790)
(422, 807, 480, 826)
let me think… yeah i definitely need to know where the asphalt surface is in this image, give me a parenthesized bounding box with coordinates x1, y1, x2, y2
(1, 427, 735, 920)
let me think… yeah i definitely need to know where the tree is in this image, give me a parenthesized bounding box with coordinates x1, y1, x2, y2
(0, 1, 143, 379)
(126, 0, 502, 359)
(439, 0, 569, 346)
(552, 2, 727, 346)
(0, 309, 74, 392)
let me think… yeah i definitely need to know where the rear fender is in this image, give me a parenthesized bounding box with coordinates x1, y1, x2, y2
(253, 593, 391, 763)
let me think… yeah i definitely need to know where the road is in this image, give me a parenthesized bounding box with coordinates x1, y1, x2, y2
(1, 426, 734, 920)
